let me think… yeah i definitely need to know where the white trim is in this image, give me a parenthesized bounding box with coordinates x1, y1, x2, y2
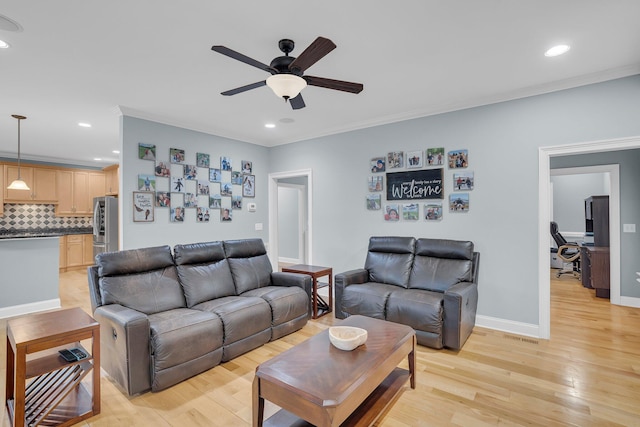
(268, 169, 313, 271)
(619, 296, 640, 308)
(475, 315, 540, 338)
(0, 299, 61, 319)
(539, 135, 639, 339)
(279, 256, 301, 265)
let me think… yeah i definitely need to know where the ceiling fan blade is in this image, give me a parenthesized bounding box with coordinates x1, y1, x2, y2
(289, 93, 306, 110)
(288, 37, 336, 73)
(221, 80, 266, 96)
(211, 45, 275, 74)
(304, 76, 364, 94)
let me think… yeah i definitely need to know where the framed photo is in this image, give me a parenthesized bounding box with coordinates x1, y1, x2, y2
(209, 168, 221, 182)
(170, 148, 185, 164)
(171, 206, 184, 222)
(232, 196, 242, 209)
(402, 203, 419, 221)
(406, 151, 423, 168)
(449, 193, 469, 212)
(196, 207, 210, 222)
(138, 174, 156, 191)
(197, 180, 210, 195)
(453, 171, 474, 190)
(155, 161, 170, 177)
(424, 203, 443, 221)
(384, 204, 400, 221)
(368, 176, 383, 192)
(242, 174, 255, 197)
(171, 176, 185, 192)
(209, 194, 222, 209)
(156, 191, 170, 207)
(241, 160, 253, 174)
(184, 164, 197, 180)
(139, 143, 156, 161)
(371, 157, 385, 173)
(387, 152, 404, 169)
(133, 192, 154, 222)
(367, 194, 381, 210)
(221, 182, 232, 196)
(426, 147, 445, 166)
(196, 153, 210, 168)
(220, 208, 232, 222)
(221, 156, 232, 171)
(184, 192, 197, 208)
(448, 149, 468, 168)
(231, 171, 242, 185)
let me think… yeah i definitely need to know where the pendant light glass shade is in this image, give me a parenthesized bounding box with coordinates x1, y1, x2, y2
(8, 114, 30, 191)
(266, 74, 307, 100)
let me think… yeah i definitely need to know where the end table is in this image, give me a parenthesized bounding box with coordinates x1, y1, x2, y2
(5, 307, 100, 427)
(282, 264, 332, 319)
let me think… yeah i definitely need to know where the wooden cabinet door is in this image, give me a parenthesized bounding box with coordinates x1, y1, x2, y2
(104, 165, 119, 196)
(32, 168, 57, 202)
(66, 235, 84, 267)
(73, 171, 91, 214)
(83, 234, 95, 265)
(88, 172, 106, 201)
(56, 170, 75, 214)
(59, 235, 67, 269)
(5, 165, 34, 201)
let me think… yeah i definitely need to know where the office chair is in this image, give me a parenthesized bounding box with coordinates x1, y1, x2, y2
(550, 221, 581, 279)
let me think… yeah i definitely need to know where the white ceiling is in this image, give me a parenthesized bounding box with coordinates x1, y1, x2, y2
(1, 1, 639, 167)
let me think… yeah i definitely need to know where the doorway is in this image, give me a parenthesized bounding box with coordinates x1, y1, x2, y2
(268, 169, 313, 271)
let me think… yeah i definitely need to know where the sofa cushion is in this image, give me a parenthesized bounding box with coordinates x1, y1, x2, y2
(408, 238, 474, 292)
(97, 246, 186, 314)
(174, 241, 237, 307)
(224, 239, 273, 294)
(386, 289, 443, 334)
(364, 237, 415, 288)
(341, 282, 399, 319)
(242, 286, 309, 327)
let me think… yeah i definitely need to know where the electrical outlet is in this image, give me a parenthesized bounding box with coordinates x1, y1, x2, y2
(623, 224, 636, 233)
(255, 223, 263, 231)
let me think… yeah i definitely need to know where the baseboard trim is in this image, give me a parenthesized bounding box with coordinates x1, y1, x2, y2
(475, 315, 541, 339)
(619, 295, 640, 308)
(0, 299, 61, 319)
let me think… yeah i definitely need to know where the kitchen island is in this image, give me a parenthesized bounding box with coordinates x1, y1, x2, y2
(0, 236, 60, 318)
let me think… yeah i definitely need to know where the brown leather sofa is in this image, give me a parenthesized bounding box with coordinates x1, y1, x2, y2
(335, 236, 479, 350)
(87, 239, 311, 395)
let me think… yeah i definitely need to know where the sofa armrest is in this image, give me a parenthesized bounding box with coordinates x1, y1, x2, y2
(93, 304, 152, 395)
(334, 269, 369, 319)
(87, 265, 102, 314)
(271, 271, 312, 300)
(443, 281, 478, 350)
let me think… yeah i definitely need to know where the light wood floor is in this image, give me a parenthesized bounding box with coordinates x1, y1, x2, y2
(2, 270, 640, 426)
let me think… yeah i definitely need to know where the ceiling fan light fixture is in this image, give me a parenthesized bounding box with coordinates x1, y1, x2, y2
(266, 74, 307, 100)
(7, 114, 30, 191)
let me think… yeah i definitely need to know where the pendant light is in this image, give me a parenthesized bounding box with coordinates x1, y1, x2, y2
(7, 114, 30, 191)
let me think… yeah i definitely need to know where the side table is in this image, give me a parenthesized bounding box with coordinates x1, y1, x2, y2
(282, 264, 332, 319)
(5, 307, 100, 427)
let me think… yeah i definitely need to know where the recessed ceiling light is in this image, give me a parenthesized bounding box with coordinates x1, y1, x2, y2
(93, 158, 102, 161)
(78, 122, 92, 128)
(265, 123, 276, 128)
(0, 40, 9, 49)
(545, 44, 570, 57)
(112, 150, 120, 154)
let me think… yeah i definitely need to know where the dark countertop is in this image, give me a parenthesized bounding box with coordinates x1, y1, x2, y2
(0, 228, 93, 239)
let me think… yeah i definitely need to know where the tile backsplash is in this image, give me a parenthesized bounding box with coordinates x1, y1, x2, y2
(0, 204, 92, 231)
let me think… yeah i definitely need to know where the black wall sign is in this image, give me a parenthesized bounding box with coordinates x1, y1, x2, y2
(386, 169, 444, 200)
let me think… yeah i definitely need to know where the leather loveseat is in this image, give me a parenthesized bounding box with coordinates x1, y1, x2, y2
(335, 236, 479, 350)
(87, 239, 311, 395)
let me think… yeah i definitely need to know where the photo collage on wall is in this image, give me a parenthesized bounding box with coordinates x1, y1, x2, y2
(134, 142, 255, 223)
(367, 147, 473, 222)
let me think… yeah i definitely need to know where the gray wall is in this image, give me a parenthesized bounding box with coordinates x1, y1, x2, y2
(119, 75, 640, 328)
(551, 173, 607, 234)
(551, 149, 640, 298)
(121, 116, 270, 249)
(268, 75, 640, 325)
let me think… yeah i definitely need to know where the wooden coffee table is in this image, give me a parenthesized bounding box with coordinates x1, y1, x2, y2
(253, 315, 416, 427)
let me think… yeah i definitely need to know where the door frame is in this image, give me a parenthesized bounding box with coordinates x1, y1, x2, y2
(538, 135, 640, 339)
(268, 169, 313, 271)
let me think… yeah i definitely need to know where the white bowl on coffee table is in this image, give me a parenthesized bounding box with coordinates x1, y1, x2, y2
(329, 326, 368, 351)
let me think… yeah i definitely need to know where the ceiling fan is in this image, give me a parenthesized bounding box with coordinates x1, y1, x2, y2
(211, 37, 363, 110)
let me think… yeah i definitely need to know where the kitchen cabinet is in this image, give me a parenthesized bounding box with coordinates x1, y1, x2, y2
(103, 164, 119, 196)
(66, 234, 85, 268)
(60, 234, 94, 271)
(56, 170, 105, 216)
(59, 235, 67, 269)
(4, 165, 57, 203)
(84, 233, 95, 265)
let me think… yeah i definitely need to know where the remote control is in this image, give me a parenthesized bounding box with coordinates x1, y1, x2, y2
(70, 348, 88, 360)
(58, 349, 77, 362)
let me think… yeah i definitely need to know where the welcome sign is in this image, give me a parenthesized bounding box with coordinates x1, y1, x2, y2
(386, 169, 444, 200)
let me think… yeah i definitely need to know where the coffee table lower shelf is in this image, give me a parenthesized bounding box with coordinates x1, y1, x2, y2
(263, 367, 409, 427)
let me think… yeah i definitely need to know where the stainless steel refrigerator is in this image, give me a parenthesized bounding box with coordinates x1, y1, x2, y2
(93, 196, 118, 257)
